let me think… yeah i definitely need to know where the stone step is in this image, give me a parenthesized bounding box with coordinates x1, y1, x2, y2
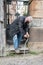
(6, 46, 29, 51)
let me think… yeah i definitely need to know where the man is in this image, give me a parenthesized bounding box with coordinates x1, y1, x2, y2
(10, 16, 33, 53)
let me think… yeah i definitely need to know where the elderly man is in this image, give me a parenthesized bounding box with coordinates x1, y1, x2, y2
(10, 16, 33, 53)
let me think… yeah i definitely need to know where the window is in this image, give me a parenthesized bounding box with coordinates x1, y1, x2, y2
(23, 1, 29, 5)
(16, 1, 29, 16)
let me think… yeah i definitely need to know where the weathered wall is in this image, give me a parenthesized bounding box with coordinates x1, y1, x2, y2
(30, 0, 43, 18)
(0, 0, 6, 56)
(28, 27, 43, 52)
(28, 0, 43, 52)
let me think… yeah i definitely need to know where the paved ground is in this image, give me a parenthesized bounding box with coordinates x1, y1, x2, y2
(0, 54, 43, 65)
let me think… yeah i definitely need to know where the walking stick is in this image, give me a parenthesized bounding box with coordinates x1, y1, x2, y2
(24, 38, 29, 55)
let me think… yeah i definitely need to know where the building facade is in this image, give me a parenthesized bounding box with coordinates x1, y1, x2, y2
(29, 0, 43, 52)
(0, 0, 43, 56)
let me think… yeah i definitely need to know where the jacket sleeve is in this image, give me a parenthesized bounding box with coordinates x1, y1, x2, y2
(19, 20, 25, 37)
(25, 23, 29, 33)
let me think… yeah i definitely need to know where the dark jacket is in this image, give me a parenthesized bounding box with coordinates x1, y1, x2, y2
(10, 16, 29, 38)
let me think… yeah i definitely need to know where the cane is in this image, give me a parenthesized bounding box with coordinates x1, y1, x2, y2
(24, 38, 29, 55)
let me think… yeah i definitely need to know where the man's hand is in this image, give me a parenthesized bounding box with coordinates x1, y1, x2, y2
(24, 32, 29, 38)
(24, 35, 27, 38)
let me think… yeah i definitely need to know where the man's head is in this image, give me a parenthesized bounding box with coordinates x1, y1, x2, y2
(25, 16, 33, 23)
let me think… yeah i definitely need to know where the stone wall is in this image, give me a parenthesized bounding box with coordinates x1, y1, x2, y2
(28, 18, 43, 52)
(30, 18, 43, 27)
(29, 0, 43, 18)
(28, 25, 43, 52)
(0, 0, 6, 56)
(0, 0, 4, 21)
(0, 22, 6, 56)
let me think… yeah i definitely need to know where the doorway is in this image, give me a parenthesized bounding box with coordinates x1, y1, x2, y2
(4, 0, 29, 45)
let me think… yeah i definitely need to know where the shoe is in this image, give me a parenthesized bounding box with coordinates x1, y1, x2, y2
(15, 49, 20, 53)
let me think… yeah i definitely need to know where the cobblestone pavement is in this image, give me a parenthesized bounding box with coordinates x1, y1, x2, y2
(0, 54, 43, 65)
